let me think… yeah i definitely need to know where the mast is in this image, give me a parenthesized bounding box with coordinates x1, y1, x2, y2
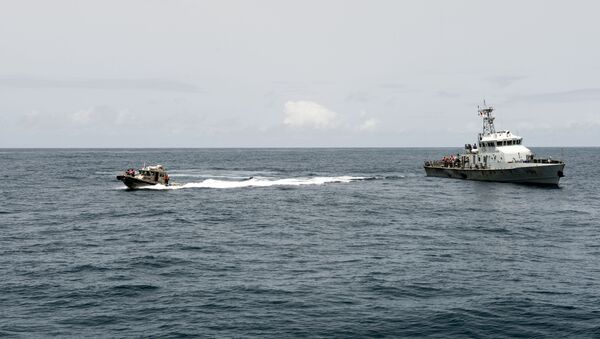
(478, 100, 495, 136)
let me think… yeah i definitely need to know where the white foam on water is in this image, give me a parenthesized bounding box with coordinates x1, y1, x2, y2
(167, 173, 253, 179)
(137, 176, 367, 190)
(168, 169, 279, 177)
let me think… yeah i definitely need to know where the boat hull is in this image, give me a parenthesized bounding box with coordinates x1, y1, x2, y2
(424, 163, 565, 186)
(116, 175, 158, 189)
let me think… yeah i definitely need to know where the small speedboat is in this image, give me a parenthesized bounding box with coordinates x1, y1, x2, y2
(117, 164, 170, 189)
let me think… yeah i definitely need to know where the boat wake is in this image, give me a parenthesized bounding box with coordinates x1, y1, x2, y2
(137, 176, 369, 190)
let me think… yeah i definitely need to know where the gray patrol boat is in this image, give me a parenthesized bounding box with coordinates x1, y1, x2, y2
(424, 103, 565, 186)
(117, 164, 170, 189)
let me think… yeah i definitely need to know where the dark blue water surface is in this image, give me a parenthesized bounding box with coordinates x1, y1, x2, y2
(1, 148, 599, 337)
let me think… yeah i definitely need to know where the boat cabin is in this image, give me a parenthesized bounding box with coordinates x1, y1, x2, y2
(457, 105, 535, 169)
(137, 165, 168, 183)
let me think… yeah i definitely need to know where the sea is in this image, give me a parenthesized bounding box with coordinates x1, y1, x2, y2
(1, 148, 599, 338)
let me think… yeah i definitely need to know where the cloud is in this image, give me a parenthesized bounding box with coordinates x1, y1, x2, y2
(18, 110, 49, 128)
(17, 106, 134, 129)
(485, 75, 526, 88)
(346, 91, 371, 103)
(358, 118, 379, 131)
(71, 108, 94, 125)
(378, 83, 405, 89)
(283, 100, 338, 128)
(69, 106, 130, 126)
(0, 75, 200, 93)
(510, 88, 600, 103)
(436, 90, 460, 98)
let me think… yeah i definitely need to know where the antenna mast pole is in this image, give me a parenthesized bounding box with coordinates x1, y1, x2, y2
(478, 101, 496, 136)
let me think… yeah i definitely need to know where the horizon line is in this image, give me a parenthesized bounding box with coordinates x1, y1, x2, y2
(1, 146, 597, 149)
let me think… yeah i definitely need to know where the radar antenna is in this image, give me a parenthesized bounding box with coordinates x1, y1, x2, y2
(478, 100, 495, 136)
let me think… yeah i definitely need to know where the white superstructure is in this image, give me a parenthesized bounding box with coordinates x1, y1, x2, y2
(463, 102, 546, 170)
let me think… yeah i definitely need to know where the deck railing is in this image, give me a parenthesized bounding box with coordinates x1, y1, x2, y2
(424, 160, 485, 169)
(425, 157, 563, 169)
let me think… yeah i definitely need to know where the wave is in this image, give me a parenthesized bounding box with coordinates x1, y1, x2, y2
(140, 176, 369, 190)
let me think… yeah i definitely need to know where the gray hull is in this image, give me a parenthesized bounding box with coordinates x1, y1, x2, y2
(424, 163, 565, 186)
(116, 175, 158, 189)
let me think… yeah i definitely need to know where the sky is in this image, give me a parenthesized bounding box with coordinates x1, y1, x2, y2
(1, 0, 599, 147)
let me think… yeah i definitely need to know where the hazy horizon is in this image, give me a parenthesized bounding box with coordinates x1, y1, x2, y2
(2, 146, 596, 150)
(1, 0, 599, 147)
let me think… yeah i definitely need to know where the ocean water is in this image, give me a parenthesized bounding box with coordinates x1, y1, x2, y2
(1, 148, 599, 338)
